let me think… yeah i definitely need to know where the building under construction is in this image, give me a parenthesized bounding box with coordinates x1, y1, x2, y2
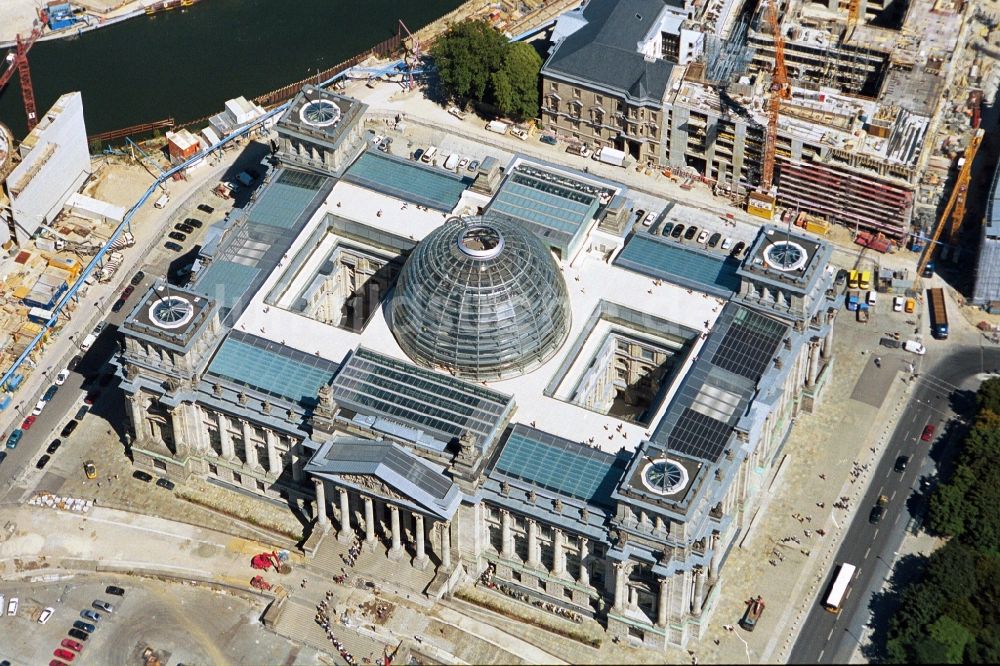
(541, 0, 965, 240)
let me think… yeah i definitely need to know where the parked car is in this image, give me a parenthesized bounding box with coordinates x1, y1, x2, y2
(467, 160, 480, 172)
(7, 596, 17, 615)
(540, 134, 558, 145)
(921, 424, 936, 442)
(132, 470, 153, 483)
(22, 415, 36, 430)
(197, 203, 214, 214)
(894, 455, 910, 472)
(74, 406, 89, 420)
(36, 454, 50, 469)
(105, 585, 125, 597)
(68, 355, 82, 371)
(164, 241, 183, 252)
(32, 400, 46, 416)
(168, 231, 187, 242)
(44, 382, 60, 399)
(866, 290, 877, 306)
(129, 271, 145, 286)
(92, 600, 114, 614)
(122, 286, 135, 300)
(111, 299, 127, 313)
(721, 237, 734, 251)
(84, 461, 97, 480)
(670, 224, 685, 239)
(156, 477, 176, 491)
(60, 421, 78, 437)
(47, 439, 61, 454)
(458, 158, 469, 170)
(696, 229, 710, 244)
(56, 369, 71, 385)
(38, 606, 54, 624)
(0, 451, 6, 464)
(174, 222, 194, 234)
(49, 660, 69, 666)
(67, 628, 89, 642)
(661, 222, 674, 237)
(72, 620, 95, 633)
(80, 609, 100, 622)
(893, 295, 904, 312)
(684, 226, 699, 241)
(53, 649, 75, 662)
(6, 429, 23, 449)
(185, 218, 203, 229)
(731, 241, 747, 257)
(60, 639, 82, 652)
(708, 232, 722, 248)
(84, 391, 100, 405)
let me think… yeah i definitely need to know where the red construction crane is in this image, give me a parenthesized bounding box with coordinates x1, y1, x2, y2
(0, 22, 44, 132)
(761, 0, 789, 194)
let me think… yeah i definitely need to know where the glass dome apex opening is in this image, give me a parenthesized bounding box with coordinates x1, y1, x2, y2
(388, 216, 572, 381)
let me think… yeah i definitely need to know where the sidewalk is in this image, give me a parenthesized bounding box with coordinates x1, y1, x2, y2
(0, 148, 241, 438)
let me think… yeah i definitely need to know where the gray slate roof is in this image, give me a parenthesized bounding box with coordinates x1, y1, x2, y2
(306, 437, 461, 519)
(542, 0, 682, 105)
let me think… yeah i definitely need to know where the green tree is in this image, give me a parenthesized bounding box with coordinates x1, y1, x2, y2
(927, 616, 973, 663)
(494, 41, 541, 119)
(432, 20, 542, 121)
(976, 377, 1000, 414)
(432, 20, 507, 102)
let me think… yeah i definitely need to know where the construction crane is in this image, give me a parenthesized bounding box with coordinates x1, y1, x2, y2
(846, 0, 862, 38)
(0, 21, 43, 132)
(748, 0, 790, 220)
(916, 128, 984, 277)
(398, 19, 422, 91)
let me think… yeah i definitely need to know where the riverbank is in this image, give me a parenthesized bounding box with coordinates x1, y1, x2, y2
(1, 0, 159, 48)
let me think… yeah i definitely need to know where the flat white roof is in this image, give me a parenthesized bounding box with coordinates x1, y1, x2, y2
(234, 190, 724, 454)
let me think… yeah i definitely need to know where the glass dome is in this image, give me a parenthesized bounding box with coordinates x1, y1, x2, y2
(388, 216, 572, 381)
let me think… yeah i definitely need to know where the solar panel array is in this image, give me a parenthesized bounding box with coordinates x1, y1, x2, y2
(491, 425, 625, 507)
(710, 307, 787, 381)
(206, 331, 340, 405)
(330, 348, 514, 446)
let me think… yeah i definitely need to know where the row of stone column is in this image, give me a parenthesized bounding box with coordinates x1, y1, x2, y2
(315, 480, 445, 570)
(498, 510, 590, 585)
(612, 560, 710, 628)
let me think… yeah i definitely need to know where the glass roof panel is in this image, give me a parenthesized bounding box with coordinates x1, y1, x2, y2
(342, 151, 468, 212)
(490, 425, 626, 507)
(615, 234, 742, 293)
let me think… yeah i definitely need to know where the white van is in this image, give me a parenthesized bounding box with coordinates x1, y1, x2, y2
(444, 154, 460, 171)
(153, 193, 169, 209)
(903, 340, 926, 355)
(80, 333, 97, 352)
(421, 146, 438, 164)
(485, 120, 509, 134)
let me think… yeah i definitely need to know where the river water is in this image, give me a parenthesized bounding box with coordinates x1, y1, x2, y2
(0, 0, 463, 139)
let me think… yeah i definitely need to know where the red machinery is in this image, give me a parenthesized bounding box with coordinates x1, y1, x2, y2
(0, 15, 44, 132)
(250, 575, 272, 591)
(251, 550, 291, 574)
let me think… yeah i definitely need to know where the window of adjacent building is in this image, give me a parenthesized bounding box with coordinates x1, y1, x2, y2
(650, 111, 658, 123)
(154, 459, 167, 471)
(550, 82, 558, 92)
(596, 94, 603, 105)
(256, 480, 266, 492)
(564, 587, 574, 600)
(233, 472, 242, 484)
(512, 570, 522, 582)
(208, 463, 218, 475)
(573, 87, 580, 98)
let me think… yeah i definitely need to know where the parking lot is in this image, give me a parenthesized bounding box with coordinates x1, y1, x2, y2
(0, 577, 323, 665)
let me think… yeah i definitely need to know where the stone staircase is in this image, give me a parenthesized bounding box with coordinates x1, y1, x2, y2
(272, 596, 386, 663)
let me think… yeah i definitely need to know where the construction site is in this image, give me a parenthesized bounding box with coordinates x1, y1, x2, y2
(668, 0, 988, 244)
(668, 0, 984, 244)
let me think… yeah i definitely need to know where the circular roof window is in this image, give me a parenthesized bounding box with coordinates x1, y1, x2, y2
(763, 240, 808, 272)
(457, 224, 505, 259)
(299, 99, 341, 128)
(149, 296, 195, 330)
(641, 457, 689, 496)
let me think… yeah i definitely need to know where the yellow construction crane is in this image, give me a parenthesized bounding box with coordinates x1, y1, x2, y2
(847, 0, 861, 37)
(916, 128, 984, 277)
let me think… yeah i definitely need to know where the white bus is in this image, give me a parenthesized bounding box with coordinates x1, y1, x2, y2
(823, 563, 857, 612)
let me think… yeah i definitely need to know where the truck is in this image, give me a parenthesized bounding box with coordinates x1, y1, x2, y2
(485, 120, 509, 134)
(846, 290, 860, 311)
(927, 287, 949, 339)
(857, 303, 869, 323)
(739, 596, 765, 632)
(594, 146, 626, 167)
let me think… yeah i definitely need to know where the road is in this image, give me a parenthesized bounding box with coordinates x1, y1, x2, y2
(790, 344, 1000, 663)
